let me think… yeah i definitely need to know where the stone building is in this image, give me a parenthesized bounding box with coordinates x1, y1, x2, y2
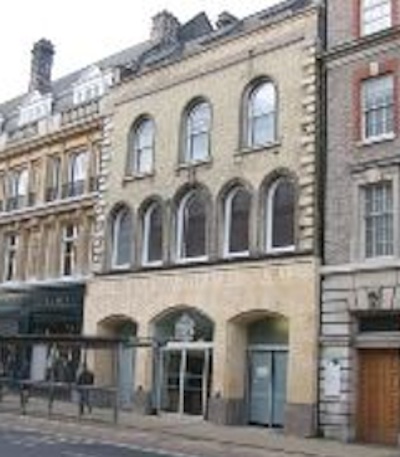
(0, 37, 153, 336)
(320, 0, 400, 446)
(85, 0, 322, 436)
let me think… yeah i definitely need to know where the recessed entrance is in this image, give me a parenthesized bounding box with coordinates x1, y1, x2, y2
(159, 344, 212, 416)
(153, 308, 214, 418)
(246, 315, 289, 427)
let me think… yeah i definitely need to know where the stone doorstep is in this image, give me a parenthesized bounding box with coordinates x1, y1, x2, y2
(0, 411, 397, 457)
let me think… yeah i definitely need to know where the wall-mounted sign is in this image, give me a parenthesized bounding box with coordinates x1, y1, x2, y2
(324, 359, 341, 398)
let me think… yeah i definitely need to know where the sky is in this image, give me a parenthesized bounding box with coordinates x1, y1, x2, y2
(0, 0, 279, 104)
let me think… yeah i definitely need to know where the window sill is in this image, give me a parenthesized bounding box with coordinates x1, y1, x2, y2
(236, 140, 281, 157)
(176, 158, 212, 172)
(357, 133, 395, 148)
(266, 245, 295, 255)
(124, 172, 154, 183)
(141, 260, 163, 268)
(223, 251, 250, 259)
(176, 255, 209, 265)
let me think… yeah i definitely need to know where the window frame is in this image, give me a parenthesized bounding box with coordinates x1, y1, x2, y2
(245, 79, 278, 150)
(129, 117, 155, 176)
(61, 223, 78, 277)
(3, 233, 18, 282)
(183, 99, 212, 165)
(362, 181, 394, 259)
(361, 74, 395, 143)
(176, 190, 209, 263)
(141, 202, 163, 267)
(111, 207, 132, 270)
(266, 177, 296, 254)
(223, 186, 251, 258)
(360, 0, 392, 36)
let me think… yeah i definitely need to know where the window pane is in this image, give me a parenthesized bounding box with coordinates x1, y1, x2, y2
(271, 179, 295, 248)
(134, 119, 154, 174)
(248, 82, 276, 147)
(186, 102, 211, 162)
(228, 188, 251, 253)
(182, 193, 206, 258)
(146, 204, 163, 263)
(363, 75, 394, 139)
(364, 182, 393, 258)
(362, 0, 391, 35)
(113, 209, 132, 266)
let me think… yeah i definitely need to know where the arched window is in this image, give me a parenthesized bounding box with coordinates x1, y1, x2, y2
(247, 81, 277, 148)
(224, 186, 251, 256)
(111, 206, 132, 268)
(177, 190, 207, 260)
(129, 117, 155, 175)
(266, 178, 295, 252)
(184, 101, 211, 163)
(142, 202, 163, 265)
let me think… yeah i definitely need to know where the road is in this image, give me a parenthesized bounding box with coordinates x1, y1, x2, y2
(0, 425, 197, 457)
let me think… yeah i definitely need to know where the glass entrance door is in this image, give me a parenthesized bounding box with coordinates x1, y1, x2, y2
(159, 347, 211, 417)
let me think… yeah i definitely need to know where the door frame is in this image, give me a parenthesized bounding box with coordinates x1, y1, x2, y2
(246, 344, 289, 426)
(157, 342, 213, 417)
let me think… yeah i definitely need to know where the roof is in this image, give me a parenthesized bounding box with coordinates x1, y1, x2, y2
(0, 0, 315, 133)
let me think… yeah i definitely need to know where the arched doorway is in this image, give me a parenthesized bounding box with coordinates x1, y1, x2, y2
(246, 314, 289, 427)
(153, 308, 214, 417)
(97, 316, 137, 409)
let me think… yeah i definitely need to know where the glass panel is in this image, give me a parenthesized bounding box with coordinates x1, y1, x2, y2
(161, 351, 181, 413)
(184, 351, 205, 415)
(362, 0, 391, 35)
(113, 209, 132, 266)
(248, 82, 276, 147)
(363, 75, 394, 138)
(228, 188, 251, 253)
(182, 193, 206, 258)
(134, 119, 154, 173)
(186, 102, 211, 162)
(271, 179, 295, 249)
(146, 204, 163, 263)
(364, 182, 393, 258)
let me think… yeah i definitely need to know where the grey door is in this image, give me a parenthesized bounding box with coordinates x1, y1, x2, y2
(271, 351, 287, 426)
(118, 345, 135, 409)
(248, 349, 288, 427)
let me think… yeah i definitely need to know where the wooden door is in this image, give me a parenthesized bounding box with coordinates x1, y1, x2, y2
(357, 349, 400, 445)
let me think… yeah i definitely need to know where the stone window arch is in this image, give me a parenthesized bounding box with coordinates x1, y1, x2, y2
(142, 200, 163, 266)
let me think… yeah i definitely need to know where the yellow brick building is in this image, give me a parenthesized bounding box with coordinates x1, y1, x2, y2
(85, 1, 322, 436)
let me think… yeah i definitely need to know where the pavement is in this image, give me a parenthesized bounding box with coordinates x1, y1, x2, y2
(0, 394, 398, 457)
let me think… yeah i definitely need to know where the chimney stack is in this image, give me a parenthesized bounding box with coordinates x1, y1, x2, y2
(151, 11, 180, 45)
(29, 39, 55, 93)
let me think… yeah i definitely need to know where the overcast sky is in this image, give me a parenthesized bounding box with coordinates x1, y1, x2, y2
(0, 0, 279, 104)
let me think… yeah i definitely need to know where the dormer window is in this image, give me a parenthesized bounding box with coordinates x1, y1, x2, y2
(72, 66, 110, 105)
(18, 91, 52, 127)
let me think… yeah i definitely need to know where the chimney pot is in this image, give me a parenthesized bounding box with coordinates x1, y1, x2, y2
(151, 11, 180, 45)
(29, 38, 55, 93)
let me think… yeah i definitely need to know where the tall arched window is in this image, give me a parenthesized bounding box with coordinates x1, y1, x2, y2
(184, 101, 211, 163)
(266, 177, 295, 252)
(142, 202, 163, 265)
(224, 186, 251, 256)
(177, 190, 207, 260)
(129, 117, 155, 175)
(111, 206, 132, 268)
(247, 81, 277, 148)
